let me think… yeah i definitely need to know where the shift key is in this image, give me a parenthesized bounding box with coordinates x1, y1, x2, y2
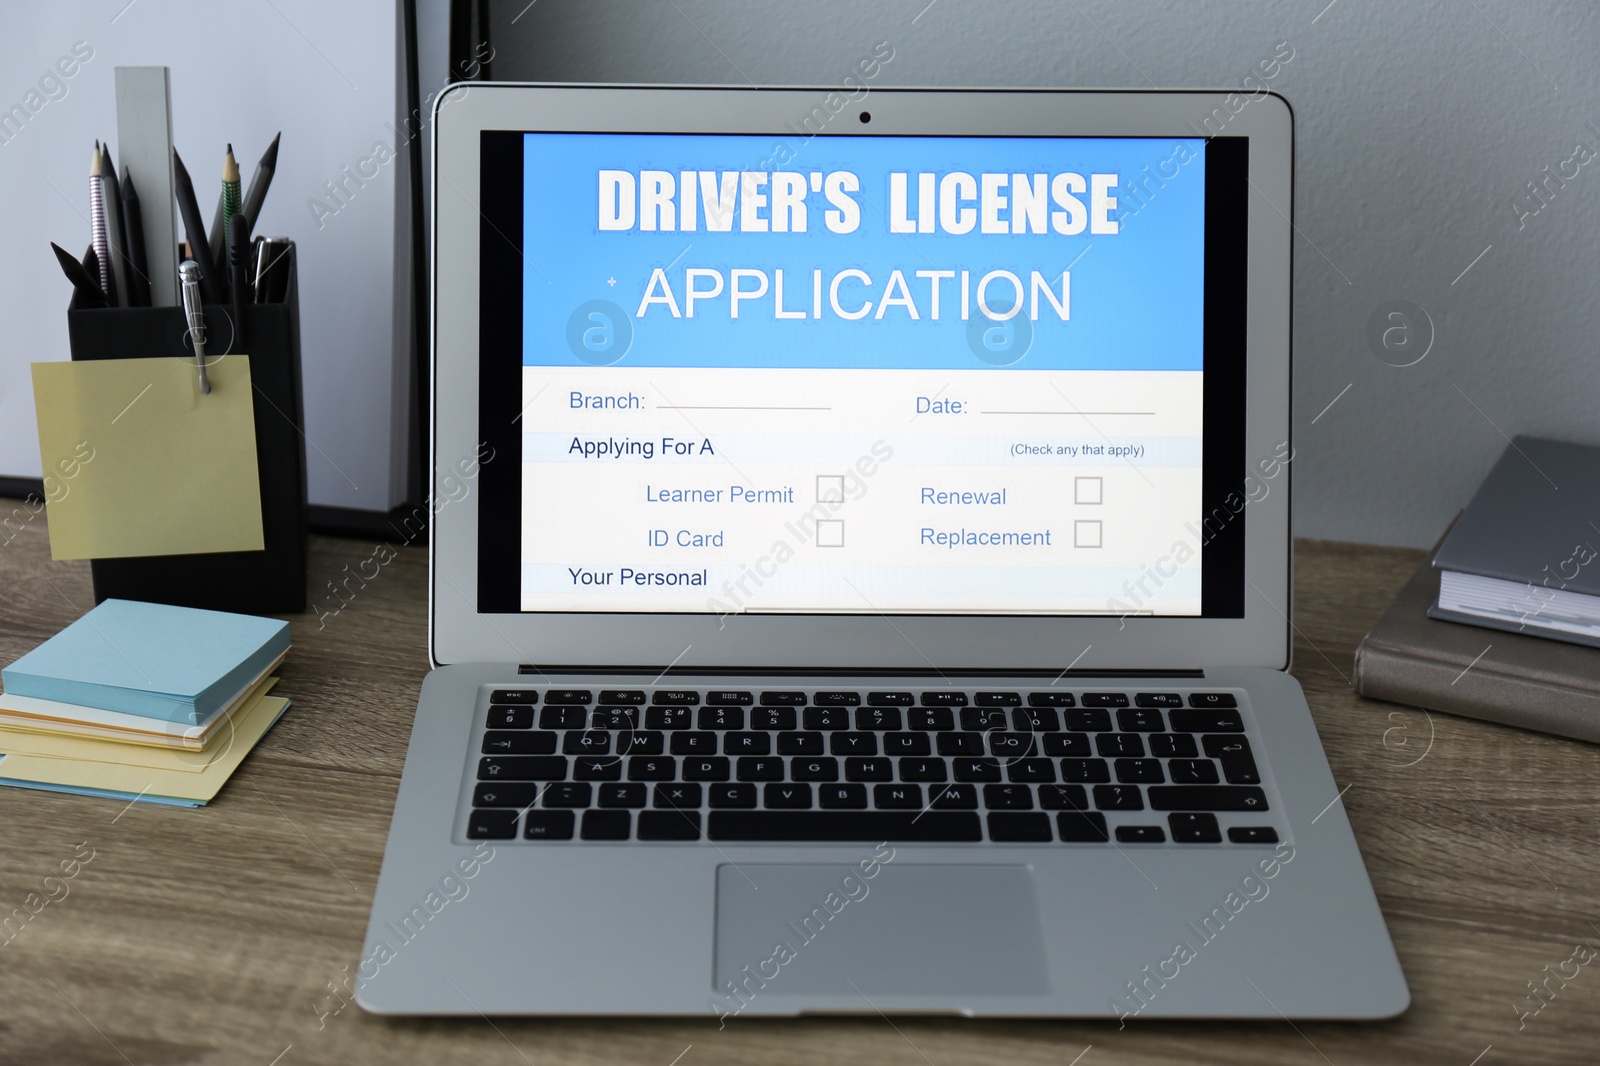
(1147, 785, 1268, 811)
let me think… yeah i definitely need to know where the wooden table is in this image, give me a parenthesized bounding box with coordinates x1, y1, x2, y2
(1, 504, 1596, 1065)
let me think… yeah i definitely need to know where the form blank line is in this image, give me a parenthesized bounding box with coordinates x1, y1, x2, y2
(657, 405, 831, 411)
(981, 410, 1155, 416)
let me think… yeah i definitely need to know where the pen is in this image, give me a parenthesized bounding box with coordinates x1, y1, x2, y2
(252, 237, 292, 304)
(51, 242, 109, 308)
(119, 167, 153, 307)
(171, 149, 221, 304)
(240, 132, 280, 230)
(89, 143, 116, 304)
(179, 260, 212, 395)
(229, 210, 252, 345)
(99, 142, 130, 306)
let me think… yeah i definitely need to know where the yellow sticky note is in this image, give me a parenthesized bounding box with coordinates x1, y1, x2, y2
(31, 356, 265, 560)
(0, 691, 289, 803)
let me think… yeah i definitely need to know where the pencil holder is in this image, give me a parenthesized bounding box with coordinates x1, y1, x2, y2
(64, 246, 308, 614)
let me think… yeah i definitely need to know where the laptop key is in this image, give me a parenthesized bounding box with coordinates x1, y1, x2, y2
(953, 758, 1002, 782)
(898, 757, 947, 782)
(960, 708, 1008, 731)
(1149, 733, 1199, 758)
(479, 756, 567, 781)
(598, 783, 646, 807)
(670, 731, 718, 755)
(1147, 785, 1268, 811)
(1135, 692, 1183, 708)
(1013, 708, 1060, 731)
(1204, 735, 1262, 784)
(761, 691, 806, 705)
(654, 783, 702, 808)
(1056, 811, 1109, 842)
(593, 708, 640, 730)
(922, 691, 968, 707)
(1093, 784, 1144, 810)
(937, 732, 984, 756)
(984, 784, 1033, 810)
(1228, 826, 1280, 844)
(856, 707, 902, 730)
(819, 784, 868, 809)
(1027, 692, 1076, 707)
(1066, 709, 1113, 732)
(988, 812, 1052, 842)
(706, 690, 753, 705)
(911, 708, 955, 731)
(1006, 758, 1056, 783)
(710, 783, 757, 808)
(736, 757, 784, 781)
(699, 707, 744, 729)
(543, 783, 592, 808)
(598, 689, 646, 705)
(683, 757, 731, 781)
(1187, 692, 1238, 709)
(884, 732, 931, 756)
(708, 811, 983, 842)
(490, 690, 539, 705)
(845, 757, 893, 782)
(1115, 825, 1165, 843)
(523, 811, 575, 839)
(1041, 732, 1091, 757)
(1082, 693, 1129, 708)
(628, 756, 676, 781)
(1170, 709, 1244, 733)
(1038, 784, 1090, 810)
(1169, 759, 1220, 784)
(1115, 758, 1164, 784)
(765, 783, 813, 809)
(1117, 708, 1166, 733)
(563, 730, 611, 755)
(725, 731, 771, 755)
(1168, 813, 1223, 843)
(803, 707, 851, 730)
(988, 732, 1036, 757)
(1059, 758, 1111, 783)
(777, 731, 825, 755)
(813, 691, 861, 706)
(867, 691, 915, 706)
(539, 706, 587, 730)
(473, 784, 539, 807)
(830, 731, 878, 755)
(873, 784, 923, 809)
(545, 689, 593, 705)
(645, 707, 693, 729)
(1096, 733, 1144, 758)
(616, 730, 664, 756)
(792, 758, 840, 782)
(638, 810, 700, 840)
(751, 707, 796, 730)
(486, 705, 533, 729)
(581, 810, 631, 840)
(652, 690, 700, 706)
(930, 783, 979, 809)
(573, 757, 622, 781)
(975, 691, 1022, 706)
(482, 731, 556, 755)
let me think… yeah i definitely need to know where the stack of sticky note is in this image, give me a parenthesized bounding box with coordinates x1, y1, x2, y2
(0, 599, 291, 808)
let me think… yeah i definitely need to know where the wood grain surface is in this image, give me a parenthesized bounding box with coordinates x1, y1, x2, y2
(0, 502, 1595, 1065)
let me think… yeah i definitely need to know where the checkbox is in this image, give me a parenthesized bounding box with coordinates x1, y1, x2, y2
(1075, 476, 1103, 505)
(816, 475, 846, 503)
(1074, 520, 1102, 548)
(816, 519, 845, 547)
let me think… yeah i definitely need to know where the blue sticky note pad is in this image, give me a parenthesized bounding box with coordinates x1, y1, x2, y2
(0, 599, 290, 724)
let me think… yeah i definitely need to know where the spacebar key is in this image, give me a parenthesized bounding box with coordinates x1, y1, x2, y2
(709, 811, 982, 841)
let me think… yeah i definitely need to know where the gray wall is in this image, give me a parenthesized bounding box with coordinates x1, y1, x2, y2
(487, 0, 1600, 549)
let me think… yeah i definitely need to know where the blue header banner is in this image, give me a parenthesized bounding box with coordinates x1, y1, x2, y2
(521, 132, 1205, 371)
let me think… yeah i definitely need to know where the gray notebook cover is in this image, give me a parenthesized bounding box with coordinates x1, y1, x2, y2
(1430, 435, 1600, 593)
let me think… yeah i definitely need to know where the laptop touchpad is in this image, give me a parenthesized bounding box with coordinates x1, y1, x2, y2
(713, 863, 1049, 996)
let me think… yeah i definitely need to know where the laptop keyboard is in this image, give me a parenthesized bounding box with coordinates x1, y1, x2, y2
(464, 687, 1280, 845)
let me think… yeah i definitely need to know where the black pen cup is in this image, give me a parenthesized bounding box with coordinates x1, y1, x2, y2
(64, 246, 308, 614)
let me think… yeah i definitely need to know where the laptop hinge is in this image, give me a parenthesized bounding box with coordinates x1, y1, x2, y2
(517, 665, 1208, 678)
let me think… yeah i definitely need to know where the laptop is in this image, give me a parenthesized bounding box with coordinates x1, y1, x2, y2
(359, 84, 1409, 1021)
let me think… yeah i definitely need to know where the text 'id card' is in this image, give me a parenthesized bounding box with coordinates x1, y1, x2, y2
(31, 356, 264, 560)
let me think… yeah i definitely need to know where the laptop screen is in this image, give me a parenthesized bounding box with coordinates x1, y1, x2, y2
(475, 130, 1249, 619)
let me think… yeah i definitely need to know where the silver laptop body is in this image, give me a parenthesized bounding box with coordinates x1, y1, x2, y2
(358, 84, 1409, 1021)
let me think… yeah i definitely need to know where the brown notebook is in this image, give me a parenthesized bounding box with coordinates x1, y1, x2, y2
(1353, 554, 1600, 744)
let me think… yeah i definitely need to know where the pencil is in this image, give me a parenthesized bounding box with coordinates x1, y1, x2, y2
(99, 143, 129, 306)
(219, 145, 241, 302)
(89, 142, 115, 303)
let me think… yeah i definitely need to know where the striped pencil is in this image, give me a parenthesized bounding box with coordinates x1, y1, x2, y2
(221, 145, 241, 254)
(89, 142, 113, 301)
